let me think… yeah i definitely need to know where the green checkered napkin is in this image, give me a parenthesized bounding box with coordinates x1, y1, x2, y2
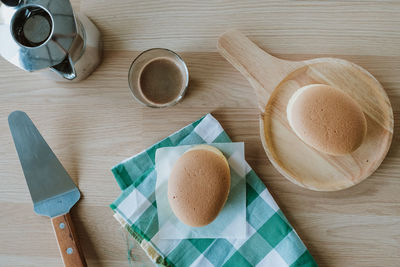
(110, 114, 317, 267)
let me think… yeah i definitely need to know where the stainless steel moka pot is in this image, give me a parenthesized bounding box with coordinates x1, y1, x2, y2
(0, 0, 102, 81)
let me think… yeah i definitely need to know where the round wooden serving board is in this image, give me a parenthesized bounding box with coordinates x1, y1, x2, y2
(217, 30, 393, 191)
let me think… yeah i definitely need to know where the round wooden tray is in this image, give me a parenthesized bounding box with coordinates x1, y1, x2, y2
(218, 30, 393, 191)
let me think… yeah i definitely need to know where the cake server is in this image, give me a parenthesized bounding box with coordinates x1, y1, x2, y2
(8, 111, 87, 267)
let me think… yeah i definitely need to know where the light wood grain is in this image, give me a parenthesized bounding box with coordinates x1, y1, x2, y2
(51, 213, 87, 267)
(0, 0, 399, 266)
(81, 0, 400, 57)
(218, 30, 301, 110)
(218, 30, 393, 191)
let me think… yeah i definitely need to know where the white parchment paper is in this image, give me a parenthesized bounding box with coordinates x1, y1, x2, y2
(155, 143, 247, 239)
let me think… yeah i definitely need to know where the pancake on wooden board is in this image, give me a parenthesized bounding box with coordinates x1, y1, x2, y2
(287, 84, 367, 155)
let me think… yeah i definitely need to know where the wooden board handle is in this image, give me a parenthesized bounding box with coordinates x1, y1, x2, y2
(217, 30, 299, 110)
(51, 213, 87, 267)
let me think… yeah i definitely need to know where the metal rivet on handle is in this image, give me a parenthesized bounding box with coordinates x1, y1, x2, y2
(66, 247, 73, 254)
(59, 222, 65, 229)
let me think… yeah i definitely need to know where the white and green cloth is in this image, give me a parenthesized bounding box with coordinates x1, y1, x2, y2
(110, 114, 317, 267)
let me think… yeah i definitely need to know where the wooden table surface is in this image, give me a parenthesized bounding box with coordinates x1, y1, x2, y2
(0, 1, 399, 266)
